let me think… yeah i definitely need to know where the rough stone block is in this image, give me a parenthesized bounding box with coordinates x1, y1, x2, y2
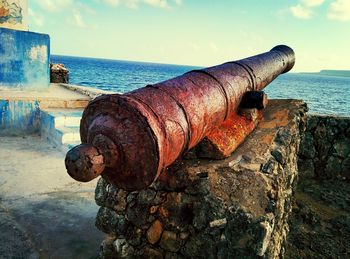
(95, 99, 307, 259)
(50, 63, 69, 84)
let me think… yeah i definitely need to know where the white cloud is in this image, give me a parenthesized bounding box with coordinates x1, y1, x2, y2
(290, 4, 313, 19)
(34, 0, 73, 12)
(77, 2, 97, 15)
(144, 0, 169, 9)
(328, 0, 350, 21)
(101, 0, 182, 9)
(73, 10, 87, 28)
(125, 0, 140, 9)
(102, 0, 120, 7)
(28, 8, 44, 27)
(289, 0, 326, 20)
(301, 0, 325, 7)
(70, 10, 98, 29)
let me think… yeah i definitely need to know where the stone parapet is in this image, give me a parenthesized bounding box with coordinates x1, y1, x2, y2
(94, 99, 307, 258)
(298, 115, 350, 180)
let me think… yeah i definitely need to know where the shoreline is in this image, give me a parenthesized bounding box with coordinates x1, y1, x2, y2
(299, 71, 350, 78)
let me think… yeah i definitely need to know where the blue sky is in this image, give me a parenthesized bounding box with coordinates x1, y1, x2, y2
(28, 0, 350, 72)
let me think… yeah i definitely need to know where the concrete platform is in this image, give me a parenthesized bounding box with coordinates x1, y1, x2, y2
(0, 135, 105, 258)
(0, 84, 91, 109)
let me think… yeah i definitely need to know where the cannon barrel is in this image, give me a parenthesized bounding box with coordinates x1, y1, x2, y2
(65, 45, 295, 190)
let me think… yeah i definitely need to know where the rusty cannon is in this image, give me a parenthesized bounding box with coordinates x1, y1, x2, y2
(65, 45, 295, 191)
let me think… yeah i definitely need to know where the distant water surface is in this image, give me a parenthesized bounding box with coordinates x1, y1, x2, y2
(52, 55, 350, 116)
(51, 55, 199, 93)
(265, 73, 350, 116)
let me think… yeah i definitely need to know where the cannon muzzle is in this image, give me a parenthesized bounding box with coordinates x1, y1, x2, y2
(65, 45, 295, 190)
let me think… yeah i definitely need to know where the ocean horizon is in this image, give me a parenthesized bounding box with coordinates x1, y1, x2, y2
(52, 55, 350, 117)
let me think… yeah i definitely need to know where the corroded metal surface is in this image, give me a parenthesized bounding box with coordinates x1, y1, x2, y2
(65, 45, 295, 190)
(197, 109, 264, 159)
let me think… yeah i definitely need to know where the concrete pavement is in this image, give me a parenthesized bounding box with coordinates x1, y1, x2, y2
(0, 135, 104, 258)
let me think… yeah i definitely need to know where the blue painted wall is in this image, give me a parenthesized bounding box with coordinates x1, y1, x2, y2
(0, 99, 41, 134)
(0, 27, 50, 89)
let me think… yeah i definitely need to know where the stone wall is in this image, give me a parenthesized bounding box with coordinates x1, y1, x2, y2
(298, 115, 350, 180)
(287, 114, 350, 258)
(94, 100, 307, 259)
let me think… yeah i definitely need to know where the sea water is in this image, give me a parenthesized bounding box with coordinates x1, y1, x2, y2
(52, 55, 350, 116)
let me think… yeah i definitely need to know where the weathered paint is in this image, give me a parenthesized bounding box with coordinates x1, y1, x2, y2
(0, 27, 50, 89)
(0, 99, 41, 134)
(0, 0, 28, 31)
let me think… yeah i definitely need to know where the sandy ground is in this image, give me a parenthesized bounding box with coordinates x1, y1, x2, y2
(0, 135, 105, 258)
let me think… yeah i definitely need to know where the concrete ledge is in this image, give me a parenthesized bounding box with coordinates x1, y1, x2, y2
(60, 84, 117, 99)
(0, 84, 92, 133)
(94, 99, 307, 258)
(0, 84, 90, 102)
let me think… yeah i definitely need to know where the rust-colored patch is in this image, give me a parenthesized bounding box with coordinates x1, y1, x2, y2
(261, 133, 275, 145)
(146, 220, 163, 245)
(0, 7, 9, 17)
(149, 205, 159, 214)
(204, 110, 263, 158)
(159, 206, 169, 218)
